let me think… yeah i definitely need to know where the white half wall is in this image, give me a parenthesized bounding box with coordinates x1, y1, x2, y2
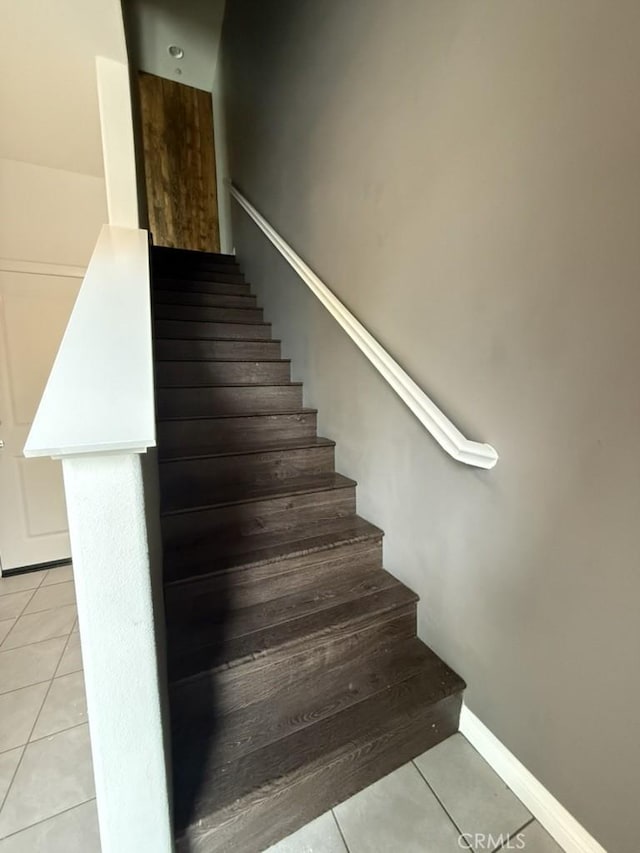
(62, 453, 173, 853)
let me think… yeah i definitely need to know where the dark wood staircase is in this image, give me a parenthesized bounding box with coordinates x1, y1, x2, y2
(151, 245, 465, 853)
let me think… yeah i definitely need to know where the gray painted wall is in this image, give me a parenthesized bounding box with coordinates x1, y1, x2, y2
(220, 2, 640, 850)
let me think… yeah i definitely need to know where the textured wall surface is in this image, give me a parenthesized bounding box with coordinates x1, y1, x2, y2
(62, 454, 172, 853)
(221, 2, 640, 850)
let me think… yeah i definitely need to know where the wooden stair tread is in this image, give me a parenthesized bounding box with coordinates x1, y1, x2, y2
(158, 405, 316, 423)
(154, 358, 289, 364)
(171, 637, 461, 770)
(164, 514, 381, 582)
(159, 435, 334, 462)
(174, 666, 463, 847)
(169, 566, 400, 651)
(153, 246, 237, 263)
(168, 577, 418, 684)
(154, 334, 281, 343)
(154, 280, 251, 296)
(151, 246, 465, 852)
(154, 293, 257, 308)
(161, 471, 356, 515)
(154, 274, 247, 286)
(154, 316, 268, 326)
(155, 381, 302, 389)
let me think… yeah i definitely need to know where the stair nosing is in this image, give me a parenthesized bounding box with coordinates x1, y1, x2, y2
(154, 283, 248, 291)
(156, 381, 302, 390)
(154, 358, 290, 364)
(155, 305, 260, 312)
(170, 638, 446, 775)
(159, 436, 335, 463)
(190, 669, 461, 840)
(161, 473, 356, 516)
(173, 568, 400, 647)
(155, 315, 263, 324)
(154, 279, 246, 285)
(153, 336, 281, 344)
(157, 407, 317, 423)
(154, 298, 256, 306)
(169, 586, 417, 686)
(164, 521, 383, 588)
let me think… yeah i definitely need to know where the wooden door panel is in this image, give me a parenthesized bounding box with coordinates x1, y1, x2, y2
(138, 72, 220, 252)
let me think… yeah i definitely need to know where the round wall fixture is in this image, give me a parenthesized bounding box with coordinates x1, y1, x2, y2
(168, 45, 184, 59)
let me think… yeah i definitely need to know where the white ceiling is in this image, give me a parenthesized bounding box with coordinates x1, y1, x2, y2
(0, 0, 127, 177)
(124, 0, 227, 92)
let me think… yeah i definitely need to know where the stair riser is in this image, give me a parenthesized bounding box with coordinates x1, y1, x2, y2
(160, 446, 335, 498)
(165, 534, 382, 587)
(154, 258, 239, 271)
(158, 411, 317, 452)
(153, 249, 237, 266)
(155, 360, 291, 387)
(155, 279, 251, 296)
(154, 304, 264, 324)
(155, 269, 245, 284)
(165, 538, 382, 599)
(169, 589, 414, 689)
(156, 385, 303, 418)
(155, 291, 257, 309)
(166, 550, 382, 626)
(172, 640, 447, 772)
(154, 339, 281, 361)
(168, 563, 390, 648)
(154, 319, 272, 340)
(180, 693, 461, 853)
(162, 485, 356, 547)
(155, 261, 241, 273)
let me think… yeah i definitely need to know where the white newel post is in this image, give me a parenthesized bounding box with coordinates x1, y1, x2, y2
(60, 453, 173, 852)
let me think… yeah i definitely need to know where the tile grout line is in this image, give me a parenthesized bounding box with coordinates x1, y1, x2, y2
(0, 611, 76, 825)
(411, 759, 472, 849)
(0, 613, 78, 653)
(1, 583, 76, 631)
(36, 578, 75, 590)
(52, 628, 76, 680)
(0, 571, 46, 600)
(0, 701, 87, 758)
(492, 817, 535, 853)
(330, 808, 351, 853)
(0, 796, 96, 843)
(0, 677, 57, 700)
(0, 580, 45, 816)
(29, 718, 89, 748)
(18, 597, 77, 616)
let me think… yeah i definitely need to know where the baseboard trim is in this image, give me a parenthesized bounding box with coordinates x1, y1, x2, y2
(0, 258, 86, 278)
(459, 706, 607, 853)
(1, 558, 72, 578)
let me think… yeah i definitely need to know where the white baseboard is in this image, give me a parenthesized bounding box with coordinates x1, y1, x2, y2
(459, 706, 607, 853)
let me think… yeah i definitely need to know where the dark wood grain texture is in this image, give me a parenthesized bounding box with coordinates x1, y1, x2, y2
(151, 246, 466, 852)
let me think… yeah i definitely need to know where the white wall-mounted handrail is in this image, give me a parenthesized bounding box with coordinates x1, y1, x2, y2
(24, 224, 155, 458)
(229, 183, 498, 469)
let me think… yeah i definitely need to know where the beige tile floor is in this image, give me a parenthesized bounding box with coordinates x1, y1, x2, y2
(0, 564, 99, 852)
(0, 566, 564, 852)
(268, 740, 565, 853)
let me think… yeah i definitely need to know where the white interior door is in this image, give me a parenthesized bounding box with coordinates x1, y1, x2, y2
(0, 270, 80, 572)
